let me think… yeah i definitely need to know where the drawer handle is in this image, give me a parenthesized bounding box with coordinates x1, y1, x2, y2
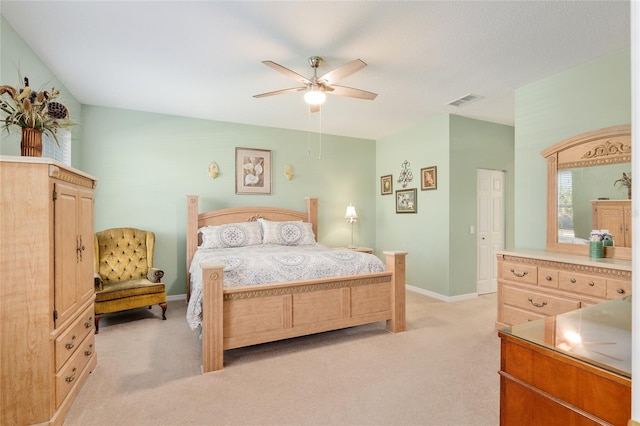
(545, 276, 552, 281)
(510, 269, 528, 278)
(617, 288, 625, 294)
(527, 297, 547, 308)
(65, 367, 77, 383)
(84, 318, 93, 328)
(588, 281, 595, 287)
(65, 335, 76, 350)
(84, 344, 94, 357)
(570, 278, 576, 283)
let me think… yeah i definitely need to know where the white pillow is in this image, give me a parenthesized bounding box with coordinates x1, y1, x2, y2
(199, 221, 263, 248)
(259, 219, 316, 246)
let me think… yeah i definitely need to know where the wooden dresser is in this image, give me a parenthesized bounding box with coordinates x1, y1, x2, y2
(499, 297, 631, 425)
(496, 250, 631, 329)
(0, 157, 98, 426)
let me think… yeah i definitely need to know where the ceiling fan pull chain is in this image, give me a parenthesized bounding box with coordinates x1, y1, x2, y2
(318, 109, 322, 159)
(308, 109, 312, 157)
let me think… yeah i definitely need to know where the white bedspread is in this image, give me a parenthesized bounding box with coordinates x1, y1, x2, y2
(186, 243, 386, 330)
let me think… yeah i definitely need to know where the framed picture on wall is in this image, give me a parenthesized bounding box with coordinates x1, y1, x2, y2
(396, 188, 417, 213)
(236, 147, 272, 194)
(421, 166, 437, 190)
(381, 175, 393, 195)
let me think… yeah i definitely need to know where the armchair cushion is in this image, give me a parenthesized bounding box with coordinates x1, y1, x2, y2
(95, 279, 165, 303)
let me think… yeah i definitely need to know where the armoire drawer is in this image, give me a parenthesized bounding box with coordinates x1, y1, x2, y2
(55, 304, 95, 371)
(55, 332, 95, 408)
(502, 305, 545, 326)
(502, 285, 580, 317)
(607, 279, 632, 299)
(501, 262, 538, 286)
(558, 272, 606, 299)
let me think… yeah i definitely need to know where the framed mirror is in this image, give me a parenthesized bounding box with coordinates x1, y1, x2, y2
(541, 125, 631, 260)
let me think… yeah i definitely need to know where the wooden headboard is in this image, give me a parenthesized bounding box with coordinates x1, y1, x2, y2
(185, 195, 319, 299)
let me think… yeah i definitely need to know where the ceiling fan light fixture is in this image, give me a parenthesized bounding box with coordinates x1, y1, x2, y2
(304, 88, 326, 105)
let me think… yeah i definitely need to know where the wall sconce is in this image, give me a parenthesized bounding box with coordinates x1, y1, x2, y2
(284, 164, 294, 180)
(208, 161, 219, 179)
(344, 204, 358, 248)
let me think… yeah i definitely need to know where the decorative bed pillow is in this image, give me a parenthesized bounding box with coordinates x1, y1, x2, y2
(199, 221, 263, 248)
(259, 219, 316, 246)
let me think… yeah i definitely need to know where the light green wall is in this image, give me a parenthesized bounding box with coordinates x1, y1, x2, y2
(0, 16, 83, 163)
(449, 115, 515, 295)
(376, 115, 451, 295)
(376, 114, 514, 297)
(80, 106, 377, 295)
(514, 48, 631, 249)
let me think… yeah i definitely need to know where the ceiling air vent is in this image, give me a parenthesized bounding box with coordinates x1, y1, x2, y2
(447, 93, 483, 107)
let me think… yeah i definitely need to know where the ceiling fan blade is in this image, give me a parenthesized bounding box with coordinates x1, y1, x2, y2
(328, 85, 378, 100)
(318, 59, 367, 85)
(253, 87, 306, 98)
(309, 103, 321, 113)
(262, 61, 312, 85)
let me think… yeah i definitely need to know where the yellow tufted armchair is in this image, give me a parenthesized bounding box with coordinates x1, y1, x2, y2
(94, 228, 167, 333)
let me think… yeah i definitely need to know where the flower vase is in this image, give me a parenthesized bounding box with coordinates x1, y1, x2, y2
(21, 128, 43, 157)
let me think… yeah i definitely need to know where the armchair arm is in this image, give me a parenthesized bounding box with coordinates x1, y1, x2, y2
(147, 267, 164, 283)
(94, 273, 104, 291)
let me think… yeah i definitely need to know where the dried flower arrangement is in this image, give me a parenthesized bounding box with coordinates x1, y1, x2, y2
(0, 76, 73, 145)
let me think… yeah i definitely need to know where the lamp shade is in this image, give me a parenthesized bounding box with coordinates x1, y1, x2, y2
(345, 204, 358, 220)
(304, 88, 326, 105)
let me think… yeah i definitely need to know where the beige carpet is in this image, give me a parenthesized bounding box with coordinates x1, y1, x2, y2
(64, 291, 500, 426)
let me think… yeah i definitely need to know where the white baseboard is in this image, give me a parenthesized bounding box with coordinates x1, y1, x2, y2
(406, 284, 478, 303)
(167, 294, 187, 302)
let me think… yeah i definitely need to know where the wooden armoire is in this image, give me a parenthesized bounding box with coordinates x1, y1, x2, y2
(0, 157, 98, 425)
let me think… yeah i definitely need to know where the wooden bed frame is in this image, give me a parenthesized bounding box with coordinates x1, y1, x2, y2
(186, 195, 407, 373)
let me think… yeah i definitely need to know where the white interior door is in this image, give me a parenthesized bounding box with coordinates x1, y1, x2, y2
(477, 169, 505, 295)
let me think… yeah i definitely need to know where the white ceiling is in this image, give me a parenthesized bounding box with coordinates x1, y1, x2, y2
(1, 1, 631, 141)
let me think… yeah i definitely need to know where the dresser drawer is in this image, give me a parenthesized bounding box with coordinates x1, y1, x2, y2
(55, 304, 94, 371)
(502, 285, 580, 317)
(538, 268, 559, 289)
(502, 305, 545, 326)
(501, 262, 538, 286)
(607, 279, 632, 299)
(56, 333, 95, 408)
(558, 272, 606, 299)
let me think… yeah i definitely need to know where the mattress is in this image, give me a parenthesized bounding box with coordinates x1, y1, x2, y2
(186, 243, 386, 330)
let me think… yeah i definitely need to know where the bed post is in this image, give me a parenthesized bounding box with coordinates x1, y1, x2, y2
(201, 261, 225, 373)
(186, 195, 199, 301)
(384, 251, 408, 333)
(305, 197, 319, 238)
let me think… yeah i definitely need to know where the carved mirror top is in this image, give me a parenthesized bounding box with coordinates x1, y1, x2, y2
(542, 125, 631, 167)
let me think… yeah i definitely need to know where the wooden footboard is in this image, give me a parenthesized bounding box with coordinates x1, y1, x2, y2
(200, 251, 407, 373)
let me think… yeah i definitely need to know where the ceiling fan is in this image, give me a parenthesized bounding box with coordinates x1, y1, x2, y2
(253, 56, 377, 112)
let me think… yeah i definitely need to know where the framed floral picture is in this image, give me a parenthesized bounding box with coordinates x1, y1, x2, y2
(396, 188, 417, 213)
(421, 166, 437, 190)
(236, 147, 272, 194)
(381, 175, 393, 195)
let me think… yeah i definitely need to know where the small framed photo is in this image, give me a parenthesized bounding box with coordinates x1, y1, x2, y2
(381, 175, 393, 195)
(396, 188, 417, 214)
(236, 147, 272, 194)
(421, 166, 437, 191)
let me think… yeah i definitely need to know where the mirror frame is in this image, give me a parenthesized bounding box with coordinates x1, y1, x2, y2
(541, 124, 632, 260)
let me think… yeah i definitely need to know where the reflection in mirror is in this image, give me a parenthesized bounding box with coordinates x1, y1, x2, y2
(558, 163, 631, 244)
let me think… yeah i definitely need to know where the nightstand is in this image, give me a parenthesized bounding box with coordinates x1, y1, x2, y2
(333, 246, 373, 254)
